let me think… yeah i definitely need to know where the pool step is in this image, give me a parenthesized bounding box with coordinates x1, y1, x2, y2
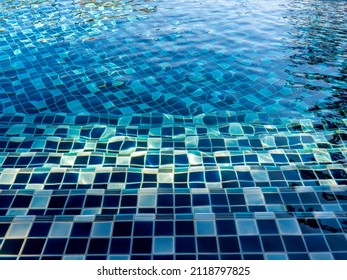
(0, 112, 346, 190)
(0, 186, 346, 216)
(0, 163, 346, 190)
(0, 147, 346, 168)
(0, 210, 346, 260)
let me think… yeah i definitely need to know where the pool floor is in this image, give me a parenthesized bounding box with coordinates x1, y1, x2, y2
(0, 0, 347, 259)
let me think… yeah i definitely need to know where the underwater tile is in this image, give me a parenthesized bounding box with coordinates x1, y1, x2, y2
(277, 219, 301, 235)
(0, 0, 346, 260)
(153, 237, 174, 254)
(236, 219, 259, 235)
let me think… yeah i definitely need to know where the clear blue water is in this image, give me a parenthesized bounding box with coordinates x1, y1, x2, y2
(0, 0, 347, 260)
(1, 0, 345, 116)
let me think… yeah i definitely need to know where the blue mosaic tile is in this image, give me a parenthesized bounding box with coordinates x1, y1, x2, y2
(1, 0, 347, 259)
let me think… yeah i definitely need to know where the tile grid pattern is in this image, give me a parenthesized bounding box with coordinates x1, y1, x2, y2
(1, 0, 347, 259)
(0, 113, 347, 260)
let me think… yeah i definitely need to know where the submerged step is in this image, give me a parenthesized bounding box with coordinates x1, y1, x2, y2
(0, 186, 346, 216)
(0, 211, 346, 260)
(0, 164, 347, 190)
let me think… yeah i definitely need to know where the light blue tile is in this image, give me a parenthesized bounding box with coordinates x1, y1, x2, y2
(63, 255, 85, 260)
(251, 170, 269, 181)
(245, 193, 265, 205)
(30, 196, 50, 208)
(7, 223, 31, 238)
(322, 205, 342, 212)
(266, 205, 286, 212)
(108, 255, 130, 260)
(91, 222, 112, 237)
(277, 219, 301, 235)
(196, 220, 215, 235)
(193, 206, 212, 213)
(310, 253, 334, 260)
(49, 222, 72, 237)
(153, 237, 174, 254)
(138, 195, 156, 207)
(265, 254, 288, 260)
(82, 209, 101, 215)
(6, 209, 27, 216)
(236, 219, 258, 235)
(0, 173, 16, 184)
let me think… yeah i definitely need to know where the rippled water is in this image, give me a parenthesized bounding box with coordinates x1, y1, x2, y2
(0, 0, 345, 117)
(1, 0, 347, 260)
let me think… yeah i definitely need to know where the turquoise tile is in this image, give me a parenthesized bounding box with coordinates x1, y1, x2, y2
(236, 219, 259, 235)
(153, 237, 174, 254)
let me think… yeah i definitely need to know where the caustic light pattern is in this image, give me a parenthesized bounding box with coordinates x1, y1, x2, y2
(0, 0, 347, 259)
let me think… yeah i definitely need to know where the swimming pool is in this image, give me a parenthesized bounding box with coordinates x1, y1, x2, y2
(0, 0, 346, 259)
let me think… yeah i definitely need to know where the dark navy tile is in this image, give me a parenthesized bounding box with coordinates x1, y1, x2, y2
(240, 236, 262, 252)
(303, 235, 329, 252)
(0, 239, 24, 255)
